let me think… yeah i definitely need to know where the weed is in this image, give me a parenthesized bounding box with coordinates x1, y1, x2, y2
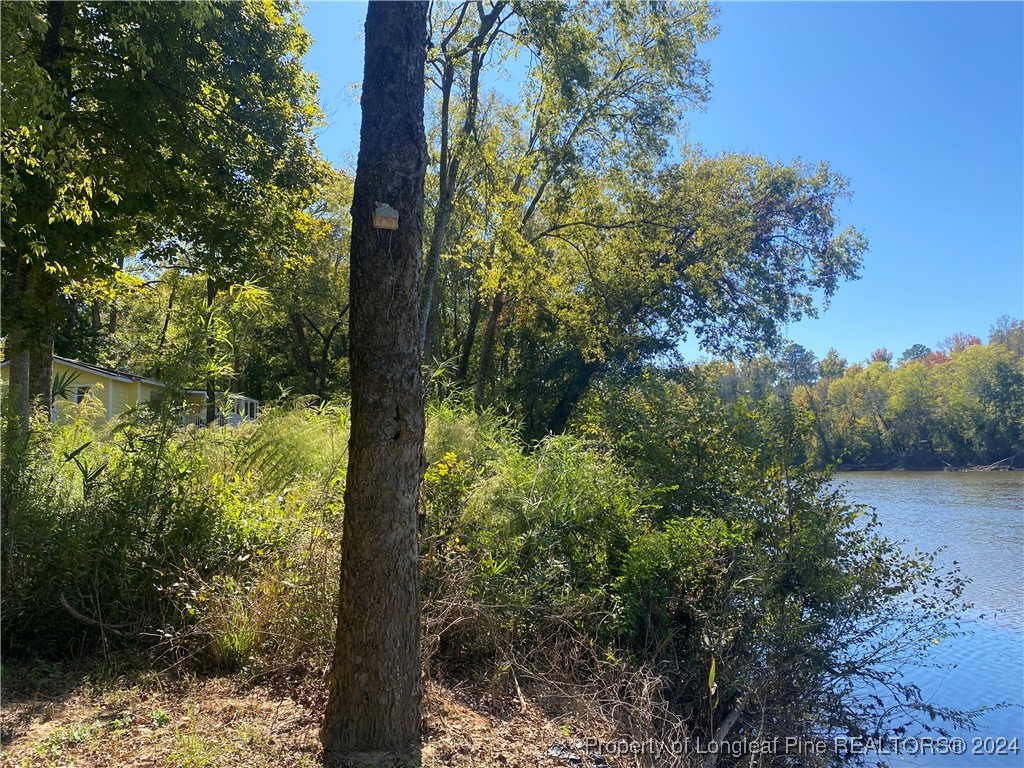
(169, 706, 215, 768)
(150, 707, 172, 727)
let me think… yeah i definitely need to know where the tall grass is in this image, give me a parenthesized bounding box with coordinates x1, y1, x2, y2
(1, 398, 348, 670)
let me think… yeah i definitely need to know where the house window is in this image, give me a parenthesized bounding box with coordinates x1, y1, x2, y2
(74, 385, 92, 404)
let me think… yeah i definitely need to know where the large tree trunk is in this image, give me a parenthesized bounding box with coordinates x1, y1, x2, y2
(543, 359, 602, 437)
(320, 2, 428, 761)
(6, 333, 31, 428)
(28, 334, 54, 417)
(5, 257, 34, 427)
(288, 312, 315, 390)
(11, 0, 70, 422)
(16, 262, 60, 419)
(418, 61, 456, 359)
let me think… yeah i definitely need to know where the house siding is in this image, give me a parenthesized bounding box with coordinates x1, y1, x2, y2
(139, 382, 163, 404)
(110, 380, 131, 418)
(52, 361, 116, 420)
(1, 357, 258, 425)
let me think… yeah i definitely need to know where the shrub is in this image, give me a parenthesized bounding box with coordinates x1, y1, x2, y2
(422, 430, 650, 685)
(0, 398, 348, 668)
(573, 376, 977, 761)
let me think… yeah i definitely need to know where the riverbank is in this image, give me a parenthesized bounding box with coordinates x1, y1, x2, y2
(3, 398, 991, 767)
(831, 459, 1021, 472)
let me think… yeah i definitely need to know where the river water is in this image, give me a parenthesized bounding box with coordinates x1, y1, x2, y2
(834, 471, 1024, 767)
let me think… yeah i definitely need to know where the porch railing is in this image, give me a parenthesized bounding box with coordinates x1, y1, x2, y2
(180, 396, 259, 428)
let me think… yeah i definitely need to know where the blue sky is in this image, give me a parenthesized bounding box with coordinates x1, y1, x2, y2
(301, 1, 1023, 364)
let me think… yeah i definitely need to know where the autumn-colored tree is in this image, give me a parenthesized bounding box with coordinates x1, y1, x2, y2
(710, 327, 1024, 469)
(938, 332, 981, 355)
(869, 347, 893, 365)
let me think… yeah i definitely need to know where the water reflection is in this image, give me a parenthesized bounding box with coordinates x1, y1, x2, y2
(835, 472, 1024, 766)
(835, 472, 1024, 626)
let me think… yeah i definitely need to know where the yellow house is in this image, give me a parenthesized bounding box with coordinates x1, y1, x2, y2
(0, 355, 259, 426)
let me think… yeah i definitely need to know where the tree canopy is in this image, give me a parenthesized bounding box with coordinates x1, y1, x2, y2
(707, 320, 1024, 469)
(2, 0, 327, 416)
(416, 1, 865, 436)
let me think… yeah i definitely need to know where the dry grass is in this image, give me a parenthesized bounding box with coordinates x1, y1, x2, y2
(0, 659, 617, 768)
(1, 662, 319, 768)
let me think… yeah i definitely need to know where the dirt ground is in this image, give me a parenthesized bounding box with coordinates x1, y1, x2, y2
(0, 659, 613, 768)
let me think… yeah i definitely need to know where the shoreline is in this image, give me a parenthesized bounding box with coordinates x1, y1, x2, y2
(831, 464, 1022, 473)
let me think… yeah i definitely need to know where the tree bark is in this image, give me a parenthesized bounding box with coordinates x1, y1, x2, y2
(28, 334, 54, 415)
(456, 294, 482, 384)
(153, 282, 176, 380)
(418, 60, 457, 357)
(543, 359, 601, 436)
(205, 277, 217, 426)
(21, 264, 59, 415)
(6, 333, 31, 428)
(107, 253, 125, 335)
(288, 312, 315, 390)
(316, 315, 346, 397)
(6, 257, 35, 426)
(473, 291, 503, 410)
(418, 3, 505, 357)
(11, 0, 71, 420)
(320, 2, 428, 761)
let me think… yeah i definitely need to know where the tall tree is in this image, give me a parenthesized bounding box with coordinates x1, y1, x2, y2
(505, 153, 865, 435)
(899, 343, 931, 364)
(422, 1, 716, 372)
(778, 342, 819, 387)
(818, 347, 848, 380)
(869, 347, 893, 365)
(989, 315, 1024, 359)
(2, 0, 324, 422)
(320, 2, 428, 760)
(938, 331, 981, 355)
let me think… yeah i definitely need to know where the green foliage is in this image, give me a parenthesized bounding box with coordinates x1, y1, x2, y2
(420, 425, 651, 685)
(1, 0, 328, 421)
(2, 0, 325, 280)
(705, 326, 1024, 469)
(462, 435, 646, 602)
(417, 392, 974, 759)
(3, 389, 978, 760)
(0, 399, 348, 665)
(575, 370, 751, 520)
(900, 343, 932, 363)
(0, 3, 988, 759)
(990, 315, 1024, 358)
(425, 393, 518, 467)
(79, 170, 354, 402)
(614, 516, 745, 652)
(420, 1, 863, 437)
